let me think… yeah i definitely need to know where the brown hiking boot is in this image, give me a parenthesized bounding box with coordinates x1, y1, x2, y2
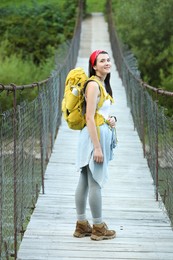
(91, 222, 116, 241)
(73, 220, 92, 238)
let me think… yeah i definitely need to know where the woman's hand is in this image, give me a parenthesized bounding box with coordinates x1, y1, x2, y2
(108, 116, 117, 128)
(93, 147, 104, 163)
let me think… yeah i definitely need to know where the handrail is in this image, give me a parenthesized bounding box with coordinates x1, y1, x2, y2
(0, 1, 84, 259)
(106, 0, 173, 228)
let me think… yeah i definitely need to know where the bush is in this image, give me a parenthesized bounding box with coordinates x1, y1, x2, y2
(0, 41, 55, 84)
(112, 0, 173, 86)
(0, 2, 77, 65)
(112, 0, 173, 116)
(0, 1, 78, 111)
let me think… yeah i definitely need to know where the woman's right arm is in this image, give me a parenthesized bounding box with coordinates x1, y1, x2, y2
(85, 81, 103, 163)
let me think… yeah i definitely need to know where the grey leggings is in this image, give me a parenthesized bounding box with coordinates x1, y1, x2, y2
(75, 165, 102, 224)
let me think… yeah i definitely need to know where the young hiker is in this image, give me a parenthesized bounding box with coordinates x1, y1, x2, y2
(73, 50, 117, 241)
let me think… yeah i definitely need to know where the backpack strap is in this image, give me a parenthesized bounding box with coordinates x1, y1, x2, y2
(88, 76, 114, 109)
(86, 76, 114, 139)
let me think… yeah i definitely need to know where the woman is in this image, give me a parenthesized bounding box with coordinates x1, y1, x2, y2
(73, 50, 117, 241)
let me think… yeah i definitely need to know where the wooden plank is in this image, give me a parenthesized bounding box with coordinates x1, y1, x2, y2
(17, 13, 173, 260)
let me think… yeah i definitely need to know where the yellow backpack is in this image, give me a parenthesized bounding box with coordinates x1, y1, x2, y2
(61, 67, 88, 130)
(61, 67, 113, 130)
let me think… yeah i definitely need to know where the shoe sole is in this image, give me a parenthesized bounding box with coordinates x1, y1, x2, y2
(90, 234, 116, 241)
(73, 233, 91, 238)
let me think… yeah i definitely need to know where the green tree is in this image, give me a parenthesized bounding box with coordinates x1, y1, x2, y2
(112, 0, 173, 116)
(112, 0, 173, 88)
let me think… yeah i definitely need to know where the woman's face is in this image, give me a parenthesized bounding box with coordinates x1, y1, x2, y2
(94, 53, 111, 76)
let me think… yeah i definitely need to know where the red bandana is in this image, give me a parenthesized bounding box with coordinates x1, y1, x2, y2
(90, 50, 105, 67)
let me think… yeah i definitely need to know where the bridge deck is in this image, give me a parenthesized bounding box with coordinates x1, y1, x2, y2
(17, 13, 173, 260)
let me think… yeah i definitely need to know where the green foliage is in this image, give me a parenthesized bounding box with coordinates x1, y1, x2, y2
(0, 2, 77, 65)
(112, 0, 173, 87)
(0, 0, 66, 8)
(85, 0, 106, 13)
(112, 0, 173, 116)
(0, 40, 44, 111)
(0, 0, 78, 111)
(0, 41, 54, 85)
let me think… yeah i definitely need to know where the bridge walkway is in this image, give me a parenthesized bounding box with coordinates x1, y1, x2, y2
(17, 13, 173, 260)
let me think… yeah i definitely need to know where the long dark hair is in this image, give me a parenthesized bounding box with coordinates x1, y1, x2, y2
(88, 51, 113, 98)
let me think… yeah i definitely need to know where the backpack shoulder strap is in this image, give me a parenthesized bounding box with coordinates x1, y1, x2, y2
(87, 76, 114, 109)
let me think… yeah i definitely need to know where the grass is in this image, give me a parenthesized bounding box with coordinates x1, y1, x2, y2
(0, 48, 54, 85)
(0, 0, 66, 8)
(0, 0, 108, 13)
(86, 0, 106, 13)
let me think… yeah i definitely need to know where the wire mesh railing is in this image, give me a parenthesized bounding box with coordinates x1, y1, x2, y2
(0, 1, 83, 259)
(106, 0, 173, 226)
